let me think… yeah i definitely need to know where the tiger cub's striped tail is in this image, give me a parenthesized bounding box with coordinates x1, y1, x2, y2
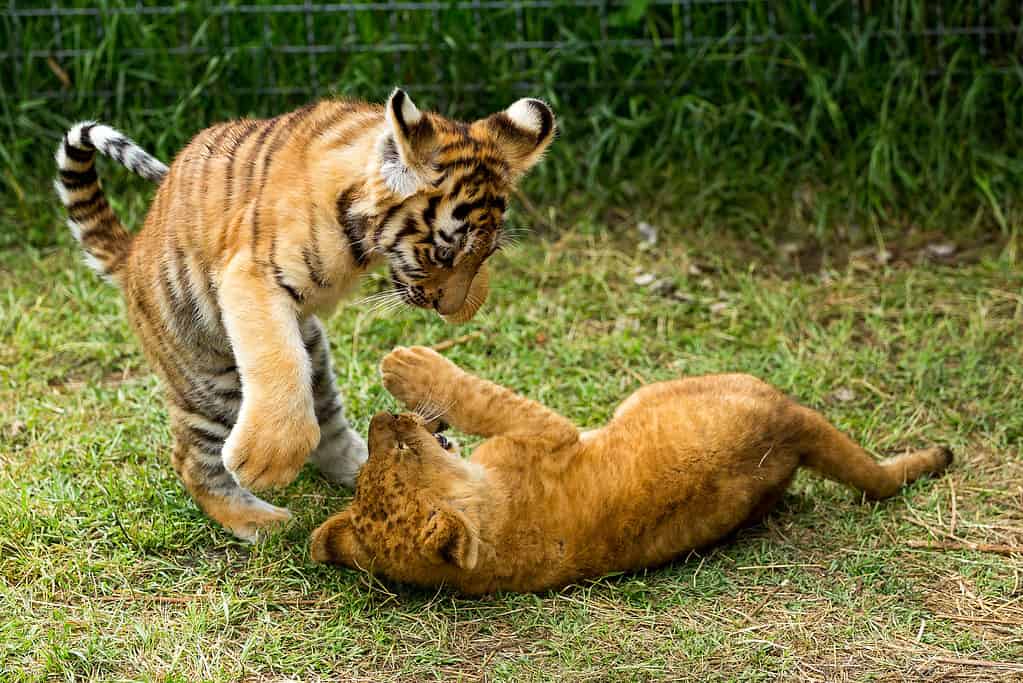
(54, 121, 168, 280)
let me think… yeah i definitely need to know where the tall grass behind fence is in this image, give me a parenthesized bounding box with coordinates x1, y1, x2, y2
(2, 1, 1023, 248)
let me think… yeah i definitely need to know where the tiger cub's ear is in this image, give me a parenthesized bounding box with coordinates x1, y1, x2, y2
(480, 98, 557, 178)
(381, 88, 436, 197)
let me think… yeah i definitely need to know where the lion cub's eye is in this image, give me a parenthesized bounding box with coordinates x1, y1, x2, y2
(435, 433, 452, 450)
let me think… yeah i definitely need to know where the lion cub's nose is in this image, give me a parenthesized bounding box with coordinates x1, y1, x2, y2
(370, 411, 397, 430)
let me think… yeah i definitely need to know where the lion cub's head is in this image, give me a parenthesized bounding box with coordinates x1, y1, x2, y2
(310, 412, 481, 586)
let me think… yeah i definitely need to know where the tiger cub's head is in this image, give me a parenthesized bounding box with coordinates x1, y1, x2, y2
(373, 89, 556, 322)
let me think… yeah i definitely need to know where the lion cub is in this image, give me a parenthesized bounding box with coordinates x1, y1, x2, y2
(310, 346, 952, 594)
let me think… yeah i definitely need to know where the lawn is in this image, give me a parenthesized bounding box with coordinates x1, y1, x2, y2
(1, 212, 1021, 681)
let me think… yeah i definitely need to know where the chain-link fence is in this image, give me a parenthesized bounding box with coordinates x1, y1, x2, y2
(4, 1, 1021, 111)
(4, 1, 1022, 242)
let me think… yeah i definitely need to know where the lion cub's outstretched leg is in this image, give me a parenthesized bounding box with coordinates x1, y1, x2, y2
(795, 405, 953, 499)
(381, 346, 578, 448)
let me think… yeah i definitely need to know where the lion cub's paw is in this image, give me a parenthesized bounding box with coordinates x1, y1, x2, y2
(381, 346, 459, 409)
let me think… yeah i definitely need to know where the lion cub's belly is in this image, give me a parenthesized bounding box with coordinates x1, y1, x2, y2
(573, 387, 802, 573)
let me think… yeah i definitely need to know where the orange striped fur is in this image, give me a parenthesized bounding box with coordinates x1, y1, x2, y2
(54, 91, 556, 540)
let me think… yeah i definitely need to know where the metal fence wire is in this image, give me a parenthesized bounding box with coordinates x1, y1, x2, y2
(3, 1, 1022, 113)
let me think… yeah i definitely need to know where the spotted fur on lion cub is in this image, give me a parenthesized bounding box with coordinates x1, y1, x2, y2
(311, 346, 952, 594)
(55, 91, 555, 540)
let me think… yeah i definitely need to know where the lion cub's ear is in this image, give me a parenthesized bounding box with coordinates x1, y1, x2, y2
(310, 510, 367, 568)
(418, 504, 479, 571)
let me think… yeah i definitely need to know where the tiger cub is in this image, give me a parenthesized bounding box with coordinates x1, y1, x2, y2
(310, 347, 952, 594)
(55, 91, 556, 540)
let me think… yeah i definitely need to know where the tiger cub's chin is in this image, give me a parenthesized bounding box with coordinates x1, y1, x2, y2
(441, 264, 490, 325)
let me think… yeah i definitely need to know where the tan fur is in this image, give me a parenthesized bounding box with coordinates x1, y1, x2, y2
(311, 347, 953, 594)
(56, 93, 556, 539)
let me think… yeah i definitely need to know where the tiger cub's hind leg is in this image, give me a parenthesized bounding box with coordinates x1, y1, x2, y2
(302, 317, 367, 487)
(171, 418, 292, 542)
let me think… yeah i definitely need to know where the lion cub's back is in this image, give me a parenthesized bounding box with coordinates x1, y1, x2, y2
(612, 374, 794, 441)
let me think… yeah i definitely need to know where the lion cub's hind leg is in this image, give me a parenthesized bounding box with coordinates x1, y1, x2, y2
(873, 447, 955, 494)
(302, 317, 367, 487)
(170, 423, 291, 542)
(794, 405, 952, 500)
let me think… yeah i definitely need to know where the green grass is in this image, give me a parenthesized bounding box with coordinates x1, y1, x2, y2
(3, 1, 1023, 248)
(3, 5, 1021, 677)
(2, 198, 1021, 679)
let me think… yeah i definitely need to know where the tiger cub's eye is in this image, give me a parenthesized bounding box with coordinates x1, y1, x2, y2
(435, 246, 454, 262)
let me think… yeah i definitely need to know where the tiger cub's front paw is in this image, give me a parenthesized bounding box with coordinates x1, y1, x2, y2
(309, 427, 368, 488)
(380, 346, 459, 411)
(223, 411, 320, 491)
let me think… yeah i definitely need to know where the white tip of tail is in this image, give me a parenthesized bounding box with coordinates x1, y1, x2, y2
(66, 120, 99, 148)
(87, 123, 121, 149)
(54, 142, 67, 168)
